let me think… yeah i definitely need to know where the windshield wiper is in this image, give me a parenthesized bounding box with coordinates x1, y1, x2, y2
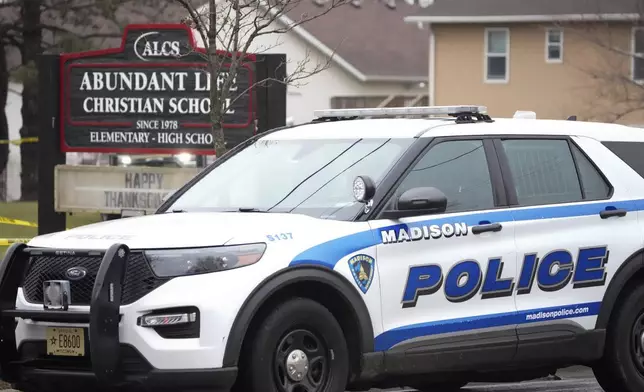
(237, 207, 266, 212)
(169, 208, 266, 213)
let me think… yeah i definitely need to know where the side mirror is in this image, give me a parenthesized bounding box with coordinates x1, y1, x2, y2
(383, 187, 447, 219)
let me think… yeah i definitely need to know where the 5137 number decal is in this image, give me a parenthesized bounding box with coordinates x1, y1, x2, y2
(267, 233, 293, 241)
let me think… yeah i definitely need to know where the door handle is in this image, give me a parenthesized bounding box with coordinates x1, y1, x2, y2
(600, 208, 627, 219)
(471, 222, 503, 235)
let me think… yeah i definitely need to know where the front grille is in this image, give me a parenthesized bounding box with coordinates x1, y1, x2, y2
(21, 252, 170, 306)
(18, 341, 152, 375)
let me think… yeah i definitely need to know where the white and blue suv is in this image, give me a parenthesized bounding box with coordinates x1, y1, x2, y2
(1, 105, 644, 392)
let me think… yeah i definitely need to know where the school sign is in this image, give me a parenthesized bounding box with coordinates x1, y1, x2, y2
(60, 23, 257, 154)
(42, 24, 286, 222)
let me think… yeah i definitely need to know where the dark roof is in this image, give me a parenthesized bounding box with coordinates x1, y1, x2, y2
(285, 1, 428, 81)
(408, 0, 643, 20)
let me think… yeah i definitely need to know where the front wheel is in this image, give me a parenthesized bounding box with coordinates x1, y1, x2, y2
(593, 284, 644, 392)
(241, 297, 350, 392)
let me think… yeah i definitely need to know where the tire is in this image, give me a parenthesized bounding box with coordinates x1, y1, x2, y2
(240, 297, 350, 392)
(412, 381, 467, 392)
(593, 284, 644, 392)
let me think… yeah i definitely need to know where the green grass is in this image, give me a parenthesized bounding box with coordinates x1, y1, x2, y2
(1, 202, 101, 258)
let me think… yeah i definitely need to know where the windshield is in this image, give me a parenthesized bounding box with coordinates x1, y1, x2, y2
(166, 137, 414, 221)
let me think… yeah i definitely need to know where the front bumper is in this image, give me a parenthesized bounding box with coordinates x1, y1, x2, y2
(0, 243, 238, 391)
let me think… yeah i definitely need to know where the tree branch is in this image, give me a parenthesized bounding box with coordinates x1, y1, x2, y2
(176, 0, 209, 52)
(170, 0, 348, 155)
(557, 13, 644, 122)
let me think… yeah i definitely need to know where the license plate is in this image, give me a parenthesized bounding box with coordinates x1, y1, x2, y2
(46, 327, 85, 356)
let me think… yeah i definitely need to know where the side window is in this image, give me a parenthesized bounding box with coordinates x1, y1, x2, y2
(602, 141, 644, 179)
(395, 140, 495, 213)
(571, 144, 611, 200)
(501, 139, 582, 205)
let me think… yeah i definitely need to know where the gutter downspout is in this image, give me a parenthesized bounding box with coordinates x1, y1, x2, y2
(428, 23, 436, 106)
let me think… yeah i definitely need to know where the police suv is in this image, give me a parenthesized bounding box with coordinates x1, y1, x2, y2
(2, 105, 644, 392)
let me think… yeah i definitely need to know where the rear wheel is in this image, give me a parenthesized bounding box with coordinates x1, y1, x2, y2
(240, 297, 350, 392)
(593, 284, 644, 392)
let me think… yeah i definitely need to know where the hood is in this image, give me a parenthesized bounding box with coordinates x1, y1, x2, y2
(28, 212, 319, 250)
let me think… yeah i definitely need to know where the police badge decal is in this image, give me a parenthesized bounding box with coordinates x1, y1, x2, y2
(348, 254, 375, 294)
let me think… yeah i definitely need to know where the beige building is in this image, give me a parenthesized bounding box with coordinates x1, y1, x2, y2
(405, 0, 644, 124)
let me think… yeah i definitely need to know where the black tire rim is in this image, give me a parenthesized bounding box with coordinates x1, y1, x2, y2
(632, 311, 644, 375)
(273, 328, 329, 392)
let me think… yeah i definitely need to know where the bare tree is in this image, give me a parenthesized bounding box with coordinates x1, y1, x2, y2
(174, 0, 349, 157)
(2, 0, 186, 200)
(0, 0, 21, 183)
(550, 4, 644, 123)
(0, 42, 9, 180)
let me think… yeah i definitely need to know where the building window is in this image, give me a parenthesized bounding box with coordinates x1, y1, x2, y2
(546, 29, 563, 63)
(484, 28, 509, 83)
(632, 27, 644, 82)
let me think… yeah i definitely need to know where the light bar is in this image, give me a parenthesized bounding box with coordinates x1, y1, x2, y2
(139, 312, 197, 327)
(313, 105, 487, 119)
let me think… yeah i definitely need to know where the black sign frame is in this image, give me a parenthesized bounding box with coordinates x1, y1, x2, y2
(59, 23, 257, 155)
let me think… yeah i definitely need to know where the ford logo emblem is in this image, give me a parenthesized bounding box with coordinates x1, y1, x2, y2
(65, 267, 87, 280)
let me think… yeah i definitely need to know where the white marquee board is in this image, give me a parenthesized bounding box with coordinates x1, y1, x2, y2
(54, 165, 200, 214)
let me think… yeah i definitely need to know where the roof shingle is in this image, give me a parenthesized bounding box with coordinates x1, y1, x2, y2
(409, 0, 643, 19)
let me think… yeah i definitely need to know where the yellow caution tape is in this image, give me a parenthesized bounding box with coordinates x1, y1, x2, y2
(0, 216, 38, 228)
(0, 216, 74, 230)
(0, 238, 31, 246)
(0, 137, 39, 145)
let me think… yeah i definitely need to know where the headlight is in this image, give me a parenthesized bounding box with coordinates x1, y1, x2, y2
(144, 243, 266, 278)
(119, 155, 132, 165)
(175, 152, 193, 164)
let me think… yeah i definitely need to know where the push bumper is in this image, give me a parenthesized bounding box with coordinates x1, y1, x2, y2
(0, 243, 238, 391)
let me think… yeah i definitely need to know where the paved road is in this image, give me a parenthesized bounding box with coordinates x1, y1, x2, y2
(368, 366, 603, 392)
(0, 366, 602, 392)
(464, 367, 600, 391)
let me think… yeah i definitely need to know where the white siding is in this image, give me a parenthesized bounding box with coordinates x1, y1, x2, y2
(192, 6, 426, 125)
(249, 27, 426, 125)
